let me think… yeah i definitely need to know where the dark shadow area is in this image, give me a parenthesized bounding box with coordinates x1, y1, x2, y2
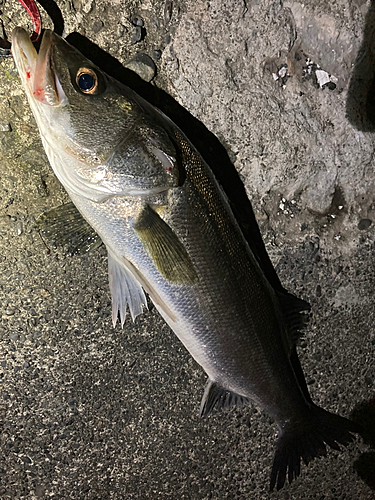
(37, 0, 64, 36)
(0, 19, 11, 53)
(351, 396, 375, 448)
(353, 453, 375, 490)
(346, 0, 375, 131)
(351, 396, 375, 490)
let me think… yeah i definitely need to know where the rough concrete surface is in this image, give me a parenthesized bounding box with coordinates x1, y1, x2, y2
(0, 0, 374, 498)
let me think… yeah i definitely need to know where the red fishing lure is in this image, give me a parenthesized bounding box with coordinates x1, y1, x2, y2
(18, 0, 41, 42)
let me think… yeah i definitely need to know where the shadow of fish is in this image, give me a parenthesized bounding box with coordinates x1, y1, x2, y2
(11, 27, 361, 490)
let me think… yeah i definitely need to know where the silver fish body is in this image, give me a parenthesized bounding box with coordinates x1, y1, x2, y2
(12, 27, 360, 490)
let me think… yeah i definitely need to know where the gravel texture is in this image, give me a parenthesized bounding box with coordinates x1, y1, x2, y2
(0, 0, 374, 499)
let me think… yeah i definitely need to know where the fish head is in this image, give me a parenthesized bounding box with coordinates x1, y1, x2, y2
(11, 28, 179, 202)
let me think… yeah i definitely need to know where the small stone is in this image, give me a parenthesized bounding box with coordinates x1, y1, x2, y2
(125, 53, 156, 82)
(0, 122, 11, 132)
(92, 20, 103, 33)
(164, 0, 173, 24)
(165, 34, 171, 44)
(152, 49, 162, 60)
(82, 0, 94, 13)
(29, 317, 38, 327)
(301, 168, 336, 214)
(358, 219, 372, 230)
(5, 308, 16, 316)
(13, 221, 23, 235)
(131, 26, 143, 44)
(316, 69, 330, 88)
(1, 360, 6, 367)
(131, 17, 144, 27)
(0, 214, 11, 226)
(23, 361, 29, 369)
(9, 333, 18, 341)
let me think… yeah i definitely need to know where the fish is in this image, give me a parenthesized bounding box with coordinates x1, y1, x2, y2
(11, 27, 361, 490)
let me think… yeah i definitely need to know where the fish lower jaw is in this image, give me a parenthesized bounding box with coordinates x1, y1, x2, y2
(11, 28, 38, 68)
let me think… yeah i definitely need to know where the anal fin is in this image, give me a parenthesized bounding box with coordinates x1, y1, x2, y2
(108, 252, 148, 327)
(199, 378, 248, 418)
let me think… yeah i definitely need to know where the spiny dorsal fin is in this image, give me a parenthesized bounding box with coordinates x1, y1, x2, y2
(199, 379, 248, 418)
(36, 202, 102, 255)
(108, 252, 148, 327)
(276, 291, 311, 348)
(133, 204, 198, 285)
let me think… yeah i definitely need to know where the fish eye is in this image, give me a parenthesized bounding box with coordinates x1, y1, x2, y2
(76, 67, 98, 94)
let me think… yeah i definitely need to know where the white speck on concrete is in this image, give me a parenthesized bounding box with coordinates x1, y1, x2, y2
(316, 69, 330, 88)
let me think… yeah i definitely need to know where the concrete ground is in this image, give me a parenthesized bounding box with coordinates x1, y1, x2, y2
(0, 0, 374, 498)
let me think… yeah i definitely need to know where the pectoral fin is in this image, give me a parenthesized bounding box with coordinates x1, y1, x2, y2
(134, 204, 198, 285)
(36, 202, 102, 255)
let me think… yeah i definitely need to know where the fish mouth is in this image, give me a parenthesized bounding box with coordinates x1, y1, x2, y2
(11, 27, 67, 107)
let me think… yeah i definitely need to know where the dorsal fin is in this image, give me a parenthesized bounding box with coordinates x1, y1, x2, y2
(199, 379, 248, 418)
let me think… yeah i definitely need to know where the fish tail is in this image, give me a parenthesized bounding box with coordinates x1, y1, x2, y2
(270, 405, 362, 491)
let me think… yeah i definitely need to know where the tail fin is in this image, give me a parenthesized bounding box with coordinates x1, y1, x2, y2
(270, 406, 362, 491)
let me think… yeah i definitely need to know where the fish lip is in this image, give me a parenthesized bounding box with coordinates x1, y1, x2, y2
(11, 26, 38, 79)
(12, 27, 67, 107)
